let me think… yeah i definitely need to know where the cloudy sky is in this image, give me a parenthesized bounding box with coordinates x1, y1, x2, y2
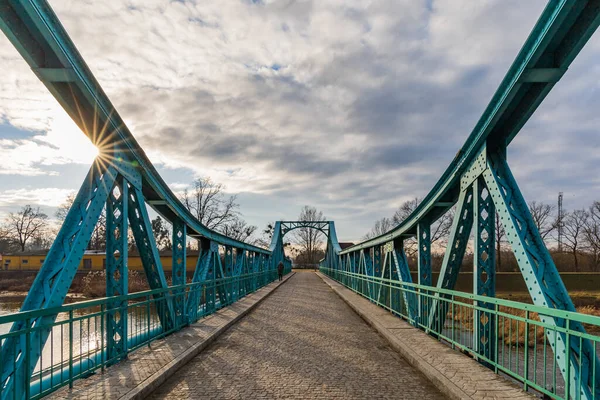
(1, 0, 599, 243)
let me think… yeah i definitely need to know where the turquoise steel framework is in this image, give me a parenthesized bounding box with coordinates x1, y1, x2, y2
(1, 0, 600, 399)
(0, 1, 294, 398)
(319, 2, 600, 399)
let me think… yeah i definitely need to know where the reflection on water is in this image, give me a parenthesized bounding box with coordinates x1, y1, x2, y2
(0, 294, 160, 378)
(0, 296, 24, 334)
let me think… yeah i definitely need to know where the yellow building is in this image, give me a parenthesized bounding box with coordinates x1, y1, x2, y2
(1, 250, 200, 272)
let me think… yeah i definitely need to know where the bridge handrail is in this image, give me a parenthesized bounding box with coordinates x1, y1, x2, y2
(0, 271, 270, 326)
(320, 268, 600, 327)
(321, 266, 600, 399)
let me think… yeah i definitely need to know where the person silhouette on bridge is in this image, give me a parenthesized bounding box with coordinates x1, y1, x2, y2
(277, 261, 284, 281)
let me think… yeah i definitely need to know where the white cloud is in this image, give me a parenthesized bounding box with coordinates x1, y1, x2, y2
(0, 188, 73, 208)
(0, 0, 598, 240)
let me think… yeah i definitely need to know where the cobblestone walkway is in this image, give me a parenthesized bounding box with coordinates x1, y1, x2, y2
(150, 271, 445, 399)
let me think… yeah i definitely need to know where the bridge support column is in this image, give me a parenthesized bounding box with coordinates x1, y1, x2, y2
(484, 151, 600, 399)
(472, 176, 496, 363)
(373, 246, 382, 305)
(172, 219, 186, 327)
(233, 249, 245, 300)
(417, 222, 431, 328)
(224, 246, 234, 304)
(105, 175, 129, 363)
(363, 250, 374, 299)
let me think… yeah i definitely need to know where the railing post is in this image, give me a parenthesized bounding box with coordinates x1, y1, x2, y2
(25, 319, 31, 399)
(68, 311, 73, 389)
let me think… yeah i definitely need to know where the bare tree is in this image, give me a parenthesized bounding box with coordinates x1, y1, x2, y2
(254, 222, 275, 248)
(0, 225, 15, 253)
(584, 201, 600, 269)
(363, 217, 394, 240)
(151, 216, 172, 251)
(528, 201, 556, 241)
(430, 208, 455, 247)
(294, 206, 326, 264)
(563, 209, 589, 272)
(6, 205, 48, 252)
(495, 213, 509, 270)
(56, 193, 106, 250)
(389, 198, 420, 256)
(373, 198, 454, 256)
(392, 197, 420, 225)
(220, 216, 257, 242)
(180, 177, 238, 231)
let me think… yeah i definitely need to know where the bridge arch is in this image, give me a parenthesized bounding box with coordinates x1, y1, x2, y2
(269, 221, 342, 269)
(280, 221, 330, 238)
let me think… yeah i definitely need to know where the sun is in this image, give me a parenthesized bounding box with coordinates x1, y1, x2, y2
(46, 111, 101, 164)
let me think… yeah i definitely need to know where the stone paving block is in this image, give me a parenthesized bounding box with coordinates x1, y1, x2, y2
(48, 275, 292, 400)
(150, 271, 445, 400)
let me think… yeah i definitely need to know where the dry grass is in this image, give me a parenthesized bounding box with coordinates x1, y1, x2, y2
(78, 270, 150, 297)
(447, 301, 600, 347)
(0, 276, 36, 292)
(0, 271, 151, 298)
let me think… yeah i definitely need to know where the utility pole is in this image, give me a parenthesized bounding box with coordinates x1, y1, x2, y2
(557, 192, 564, 252)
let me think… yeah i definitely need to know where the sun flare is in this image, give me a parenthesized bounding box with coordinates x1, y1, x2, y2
(44, 110, 101, 164)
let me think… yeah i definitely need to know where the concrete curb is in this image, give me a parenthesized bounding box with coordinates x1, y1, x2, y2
(316, 272, 534, 400)
(122, 272, 295, 400)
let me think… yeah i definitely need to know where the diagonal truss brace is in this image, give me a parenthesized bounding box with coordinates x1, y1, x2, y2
(391, 243, 418, 323)
(484, 152, 600, 399)
(1, 159, 117, 397)
(428, 186, 474, 333)
(127, 187, 175, 332)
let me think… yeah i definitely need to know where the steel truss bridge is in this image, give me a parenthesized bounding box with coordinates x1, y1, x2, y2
(1, 0, 600, 399)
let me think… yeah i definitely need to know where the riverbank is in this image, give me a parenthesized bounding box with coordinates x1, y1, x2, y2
(0, 270, 151, 300)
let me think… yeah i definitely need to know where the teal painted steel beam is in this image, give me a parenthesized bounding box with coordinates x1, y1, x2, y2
(280, 221, 331, 237)
(186, 238, 212, 320)
(224, 246, 234, 301)
(339, 0, 600, 256)
(172, 218, 186, 327)
(0, 159, 117, 399)
(391, 244, 417, 323)
(417, 222, 431, 327)
(472, 176, 496, 362)
(0, 0, 271, 255)
(105, 175, 129, 363)
(127, 187, 174, 332)
(484, 151, 600, 399)
(428, 187, 474, 334)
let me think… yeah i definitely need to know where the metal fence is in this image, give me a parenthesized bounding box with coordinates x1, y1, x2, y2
(321, 267, 600, 400)
(0, 269, 286, 399)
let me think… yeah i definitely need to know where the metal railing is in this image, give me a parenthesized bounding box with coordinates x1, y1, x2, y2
(0, 269, 287, 399)
(321, 267, 600, 400)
